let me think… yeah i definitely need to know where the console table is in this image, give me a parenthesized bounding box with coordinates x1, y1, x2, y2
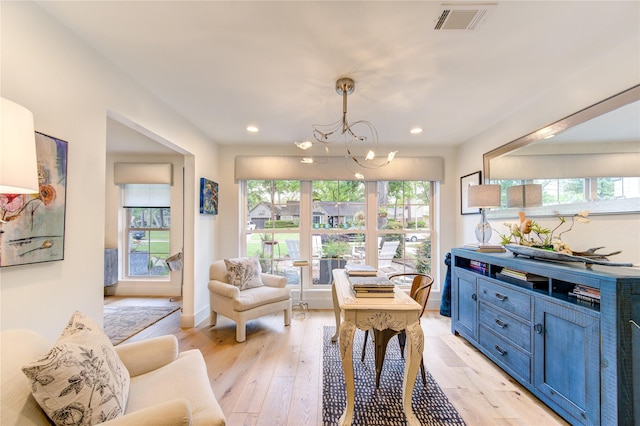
(451, 248, 640, 425)
(331, 269, 423, 426)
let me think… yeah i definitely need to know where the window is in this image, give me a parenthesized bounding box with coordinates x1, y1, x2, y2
(245, 180, 300, 280)
(122, 184, 171, 277)
(378, 181, 432, 277)
(243, 179, 434, 287)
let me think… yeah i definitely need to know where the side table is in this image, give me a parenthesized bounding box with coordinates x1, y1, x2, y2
(293, 260, 309, 312)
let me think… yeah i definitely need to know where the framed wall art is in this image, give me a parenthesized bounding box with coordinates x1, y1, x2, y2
(199, 177, 218, 215)
(0, 132, 68, 267)
(460, 171, 481, 215)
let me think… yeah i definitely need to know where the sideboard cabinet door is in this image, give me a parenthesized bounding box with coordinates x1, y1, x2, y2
(533, 298, 600, 425)
(452, 268, 478, 342)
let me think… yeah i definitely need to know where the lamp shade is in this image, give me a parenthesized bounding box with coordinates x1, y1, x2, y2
(468, 184, 501, 208)
(507, 184, 542, 208)
(1, 98, 39, 194)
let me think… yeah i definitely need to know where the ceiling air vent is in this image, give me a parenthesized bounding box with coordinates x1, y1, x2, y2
(434, 3, 496, 30)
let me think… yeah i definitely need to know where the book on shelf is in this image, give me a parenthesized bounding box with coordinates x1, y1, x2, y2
(463, 243, 506, 253)
(344, 264, 378, 276)
(572, 284, 601, 299)
(495, 272, 548, 290)
(499, 268, 548, 282)
(469, 259, 488, 274)
(568, 291, 600, 304)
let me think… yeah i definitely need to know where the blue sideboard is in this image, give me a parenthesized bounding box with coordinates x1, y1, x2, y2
(451, 248, 640, 426)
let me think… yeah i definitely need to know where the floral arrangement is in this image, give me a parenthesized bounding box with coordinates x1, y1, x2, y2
(499, 211, 590, 255)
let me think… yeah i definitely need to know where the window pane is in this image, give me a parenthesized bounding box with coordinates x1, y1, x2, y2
(378, 181, 432, 275)
(247, 180, 300, 230)
(127, 207, 170, 277)
(246, 180, 301, 284)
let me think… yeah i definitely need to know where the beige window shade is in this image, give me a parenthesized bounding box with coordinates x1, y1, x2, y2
(234, 156, 444, 181)
(490, 153, 640, 180)
(114, 163, 173, 185)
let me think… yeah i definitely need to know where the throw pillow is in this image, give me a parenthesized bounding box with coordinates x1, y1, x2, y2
(224, 256, 264, 290)
(22, 311, 130, 426)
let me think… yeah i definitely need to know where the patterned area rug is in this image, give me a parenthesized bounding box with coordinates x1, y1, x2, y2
(103, 305, 180, 345)
(323, 326, 466, 425)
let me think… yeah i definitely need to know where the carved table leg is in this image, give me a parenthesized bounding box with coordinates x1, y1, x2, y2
(402, 321, 424, 426)
(338, 321, 356, 426)
(331, 279, 341, 342)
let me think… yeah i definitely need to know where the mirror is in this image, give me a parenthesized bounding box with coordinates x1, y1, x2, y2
(484, 85, 640, 217)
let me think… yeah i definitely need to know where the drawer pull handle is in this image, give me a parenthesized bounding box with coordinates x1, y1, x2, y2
(534, 323, 544, 334)
(472, 293, 477, 301)
(495, 345, 507, 356)
(495, 292, 508, 301)
(495, 319, 508, 328)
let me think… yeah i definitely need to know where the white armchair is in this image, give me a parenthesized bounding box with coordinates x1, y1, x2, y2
(208, 259, 292, 342)
(1, 329, 226, 426)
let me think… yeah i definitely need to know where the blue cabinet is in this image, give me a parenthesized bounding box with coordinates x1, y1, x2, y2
(451, 248, 640, 426)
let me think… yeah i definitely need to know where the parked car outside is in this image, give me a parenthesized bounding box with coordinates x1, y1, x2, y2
(405, 233, 426, 242)
(247, 221, 256, 230)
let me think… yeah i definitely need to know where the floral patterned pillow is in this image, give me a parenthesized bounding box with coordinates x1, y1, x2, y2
(224, 256, 264, 290)
(22, 311, 130, 426)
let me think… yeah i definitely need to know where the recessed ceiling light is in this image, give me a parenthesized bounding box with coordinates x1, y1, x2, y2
(246, 125, 259, 133)
(410, 127, 423, 134)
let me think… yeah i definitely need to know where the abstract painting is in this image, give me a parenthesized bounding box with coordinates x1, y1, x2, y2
(199, 177, 218, 215)
(0, 132, 68, 267)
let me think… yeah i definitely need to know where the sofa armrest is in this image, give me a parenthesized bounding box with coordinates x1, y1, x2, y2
(101, 398, 192, 426)
(261, 273, 287, 288)
(208, 280, 241, 298)
(114, 335, 179, 377)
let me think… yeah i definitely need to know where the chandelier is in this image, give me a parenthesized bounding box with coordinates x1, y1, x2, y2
(295, 77, 397, 179)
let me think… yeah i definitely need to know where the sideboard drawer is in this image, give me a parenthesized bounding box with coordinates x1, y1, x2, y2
(479, 325, 531, 383)
(479, 302, 531, 352)
(479, 278, 531, 321)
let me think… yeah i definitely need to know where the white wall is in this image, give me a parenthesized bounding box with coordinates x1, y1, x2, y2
(0, 2, 219, 339)
(456, 34, 640, 264)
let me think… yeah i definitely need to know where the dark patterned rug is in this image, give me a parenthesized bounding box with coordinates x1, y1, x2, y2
(103, 305, 180, 345)
(323, 326, 466, 425)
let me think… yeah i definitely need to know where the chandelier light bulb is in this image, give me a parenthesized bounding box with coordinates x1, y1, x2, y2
(365, 150, 375, 161)
(387, 151, 397, 162)
(354, 172, 364, 180)
(301, 157, 314, 164)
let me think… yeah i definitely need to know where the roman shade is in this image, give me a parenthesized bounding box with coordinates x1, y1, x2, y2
(122, 184, 170, 208)
(490, 153, 640, 180)
(114, 163, 173, 185)
(234, 156, 444, 181)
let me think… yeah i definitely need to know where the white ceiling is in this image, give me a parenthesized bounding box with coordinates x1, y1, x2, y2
(35, 1, 640, 153)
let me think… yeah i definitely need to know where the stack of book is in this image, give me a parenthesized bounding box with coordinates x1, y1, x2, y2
(344, 264, 378, 277)
(568, 285, 600, 305)
(495, 267, 548, 289)
(469, 260, 488, 275)
(348, 275, 395, 298)
(463, 243, 506, 253)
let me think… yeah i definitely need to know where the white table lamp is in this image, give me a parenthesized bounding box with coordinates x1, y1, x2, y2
(507, 183, 542, 208)
(468, 184, 501, 245)
(1, 98, 39, 195)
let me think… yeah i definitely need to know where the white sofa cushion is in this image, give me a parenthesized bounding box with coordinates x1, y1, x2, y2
(224, 256, 264, 290)
(233, 285, 291, 312)
(126, 349, 224, 425)
(21, 311, 130, 426)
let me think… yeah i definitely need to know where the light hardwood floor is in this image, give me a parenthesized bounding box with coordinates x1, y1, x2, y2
(105, 297, 568, 426)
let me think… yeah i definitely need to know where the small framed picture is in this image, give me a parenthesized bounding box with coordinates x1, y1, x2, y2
(199, 178, 218, 215)
(461, 171, 481, 215)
